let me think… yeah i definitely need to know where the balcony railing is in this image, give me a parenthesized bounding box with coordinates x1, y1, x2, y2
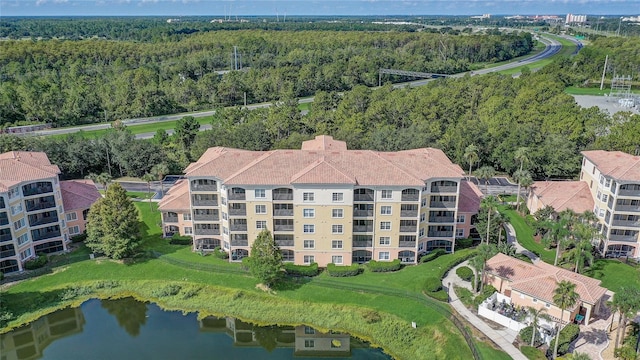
(354, 194, 374, 202)
(431, 186, 457, 193)
(609, 234, 638, 242)
(231, 239, 249, 247)
(0, 217, 8, 226)
(230, 224, 247, 232)
(32, 230, 62, 242)
(400, 226, 417, 232)
(430, 201, 456, 209)
(193, 199, 218, 207)
(194, 214, 219, 221)
(195, 228, 220, 235)
(273, 209, 293, 216)
(353, 240, 373, 247)
(228, 193, 246, 201)
(353, 225, 374, 232)
(28, 215, 59, 227)
(229, 208, 247, 216)
(22, 185, 53, 197)
(274, 224, 294, 232)
(613, 220, 640, 228)
(191, 184, 217, 192)
(619, 188, 640, 197)
(428, 231, 454, 237)
(353, 209, 374, 217)
(272, 193, 293, 201)
(399, 241, 417, 248)
(400, 210, 418, 217)
(26, 201, 56, 212)
(429, 216, 455, 223)
(0, 234, 11, 242)
(0, 250, 16, 258)
(401, 194, 420, 202)
(616, 205, 640, 212)
(275, 239, 294, 247)
(163, 215, 179, 223)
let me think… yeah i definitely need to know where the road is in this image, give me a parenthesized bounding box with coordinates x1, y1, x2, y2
(32, 35, 562, 139)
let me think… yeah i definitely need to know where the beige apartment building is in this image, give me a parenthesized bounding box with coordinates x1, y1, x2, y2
(0, 151, 99, 274)
(159, 136, 482, 266)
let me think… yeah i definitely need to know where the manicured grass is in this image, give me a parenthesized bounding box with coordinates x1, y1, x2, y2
(498, 205, 556, 264)
(477, 342, 513, 360)
(584, 259, 640, 293)
(520, 345, 546, 360)
(49, 116, 213, 139)
(565, 86, 640, 96)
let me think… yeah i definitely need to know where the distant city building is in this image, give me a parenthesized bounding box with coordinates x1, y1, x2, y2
(566, 14, 587, 24)
(470, 14, 491, 20)
(159, 135, 482, 266)
(622, 16, 640, 23)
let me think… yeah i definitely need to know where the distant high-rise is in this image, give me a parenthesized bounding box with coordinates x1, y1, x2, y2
(566, 14, 587, 24)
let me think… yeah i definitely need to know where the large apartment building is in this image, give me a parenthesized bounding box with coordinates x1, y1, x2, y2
(528, 150, 640, 259)
(0, 151, 100, 274)
(159, 136, 481, 266)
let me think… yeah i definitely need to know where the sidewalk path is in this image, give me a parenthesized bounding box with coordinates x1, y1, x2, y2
(443, 261, 528, 360)
(505, 223, 539, 262)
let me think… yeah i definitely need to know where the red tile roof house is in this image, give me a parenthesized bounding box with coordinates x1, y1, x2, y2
(484, 253, 608, 326)
(60, 179, 101, 238)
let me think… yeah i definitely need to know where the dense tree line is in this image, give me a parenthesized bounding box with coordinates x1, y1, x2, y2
(0, 29, 533, 127)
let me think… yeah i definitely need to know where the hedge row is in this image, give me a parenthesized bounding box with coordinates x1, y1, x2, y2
(420, 249, 447, 263)
(212, 247, 229, 259)
(169, 234, 192, 245)
(367, 259, 401, 272)
(456, 266, 474, 282)
(284, 262, 319, 277)
(24, 255, 48, 270)
(326, 263, 361, 277)
(70, 233, 87, 243)
(546, 324, 580, 358)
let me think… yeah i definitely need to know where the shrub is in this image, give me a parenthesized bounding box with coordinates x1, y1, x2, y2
(241, 257, 251, 271)
(94, 280, 120, 289)
(284, 262, 319, 277)
(326, 263, 361, 277)
(428, 290, 450, 302)
(151, 284, 182, 297)
(180, 286, 202, 299)
(24, 255, 48, 270)
(519, 325, 544, 347)
(367, 259, 401, 272)
(420, 249, 447, 263)
(362, 310, 381, 324)
(70, 233, 87, 243)
(456, 266, 474, 281)
(60, 285, 93, 301)
(455, 238, 473, 249)
(514, 253, 533, 263)
(212, 246, 229, 259)
(546, 324, 580, 358)
(169, 234, 192, 245)
(423, 277, 443, 293)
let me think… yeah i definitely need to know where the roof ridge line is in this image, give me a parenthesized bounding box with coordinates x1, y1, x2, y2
(226, 150, 277, 182)
(370, 150, 424, 184)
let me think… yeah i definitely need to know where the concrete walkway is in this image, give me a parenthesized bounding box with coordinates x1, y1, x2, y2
(443, 261, 528, 360)
(505, 223, 539, 262)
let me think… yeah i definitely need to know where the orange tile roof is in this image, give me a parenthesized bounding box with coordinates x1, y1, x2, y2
(458, 180, 483, 213)
(185, 136, 464, 186)
(0, 151, 61, 192)
(530, 181, 594, 214)
(582, 150, 640, 182)
(158, 179, 190, 212)
(60, 180, 101, 211)
(486, 253, 608, 305)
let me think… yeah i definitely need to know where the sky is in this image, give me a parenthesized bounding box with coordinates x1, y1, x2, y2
(1, 0, 639, 17)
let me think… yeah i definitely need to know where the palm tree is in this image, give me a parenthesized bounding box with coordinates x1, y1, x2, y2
(514, 147, 529, 211)
(519, 173, 534, 211)
(494, 212, 508, 246)
(477, 244, 497, 293)
(476, 165, 495, 194)
(151, 163, 169, 198)
(612, 287, 640, 351)
(481, 196, 499, 244)
(469, 256, 484, 294)
(464, 144, 479, 180)
(86, 172, 112, 191)
(568, 223, 596, 273)
(513, 169, 530, 212)
(526, 306, 550, 347)
(552, 280, 579, 360)
(497, 242, 516, 256)
(141, 172, 155, 211)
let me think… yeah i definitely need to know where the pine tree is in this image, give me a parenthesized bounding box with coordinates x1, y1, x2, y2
(86, 183, 141, 259)
(247, 229, 282, 287)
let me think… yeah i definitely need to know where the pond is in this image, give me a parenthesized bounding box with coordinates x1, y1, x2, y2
(1, 298, 391, 360)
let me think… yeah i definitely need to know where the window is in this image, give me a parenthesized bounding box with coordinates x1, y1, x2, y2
(602, 194, 608, 203)
(10, 203, 22, 216)
(381, 206, 392, 215)
(183, 213, 192, 221)
(381, 190, 392, 199)
(185, 227, 193, 235)
(332, 192, 344, 202)
(255, 205, 267, 214)
(303, 255, 315, 264)
(332, 240, 343, 249)
(65, 212, 77, 221)
(332, 224, 343, 234)
(256, 220, 267, 230)
(254, 189, 266, 198)
(20, 248, 32, 261)
(223, 227, 229, 235)
(304, 326, 315, 335)
(332, 209, 343, 218)
(303, 240, 315, 249)
(421, 198, 427, 207)
(597, 190, 602, 200)
(456, 228, 465, 238)
(68, 225, 80, 235)
(303, 192, 315, 202)
(419, 228, 425, 237)
(17, 233, 29, 245)
(304, 339, 315, 348)
(303, 208, 315, 218)
(303, 224, 315, 233)
(13, 218, 25, 230)
(545, 303, 551, 308)
(456, 215, 466, 223)
(221, 197, 227, 205)
(380, 221, 391, 230)
(420, 213, 426, 222)
(222, 212, 228, 220)
(7, 187, 19, 199)
(332, 255, 343, 264)
(378, 252, 390, 260)
(379, 236, 390, 246)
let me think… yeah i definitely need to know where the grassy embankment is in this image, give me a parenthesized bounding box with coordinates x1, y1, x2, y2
(1, 202, 509, 360)
(497, 35, 578, 76)
(498, 205, 556, 264)
(564, 86, 640, 96)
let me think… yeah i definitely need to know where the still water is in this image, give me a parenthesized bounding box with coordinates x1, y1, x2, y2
(1, 298, 391, 360)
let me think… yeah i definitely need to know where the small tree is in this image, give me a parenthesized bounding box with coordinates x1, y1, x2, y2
(476, 165, 496, 193)
(477, 244, 497, 293)
(85, 183, 141, 259)
(151, 163, 169, 197)
(141, 172, 155, 211)
(247, 229, 283, 287)
(464, 144, 479, 180)
(481, 195, 499, 244)
(552, 280, 579, 359)
(527, 306, 550, 346)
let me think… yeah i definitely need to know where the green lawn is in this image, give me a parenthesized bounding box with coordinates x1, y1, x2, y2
(498, 205, 556, 264)
(565, 86, 640, 96)
(50, 116, 213, 139)
(520, 345, 546, 360)
(584, 259, 640, 293)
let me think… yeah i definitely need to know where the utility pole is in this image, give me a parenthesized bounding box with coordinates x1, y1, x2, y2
(600, 55, 608, 91)
(234, 46, 238, 70)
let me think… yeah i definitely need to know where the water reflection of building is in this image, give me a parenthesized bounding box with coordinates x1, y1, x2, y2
(199, 316, 352, 356)
(0, 307, 85, 360)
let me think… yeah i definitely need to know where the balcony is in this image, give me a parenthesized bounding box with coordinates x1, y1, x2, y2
(192, 198, 218, 207)
(0, 215, 8, 226)
(354, 209, 374, 217)
(273, 208, 293, 217)
(619, 186, 640, 197)
(163, 215, 178, 223)
(274, 224, 294, 232)
(0, 249, 16, 259)
(275, 239, 294, 247)
(25, 196, 56, 212)
(399, 241, 417, 248)
(609, 234, 638, 242)
(230, 223, 248, 232)
(22, 182, 54, 197)
(31, 230, 62, 242)
(0, 232, 11, 243)
(354, 190, 374, 202)
(272, 189, 293, 201)
(228, 207, 247, 216)
(616, 204, 640, 212)
(195, 227, 220, 236)
(400, 226, 417, 232)
(231, 235, 248, 247)
(353, 240, 373, 247)
(228, 192, 246, 201)
(400, 210, 418, 217)
(430, 201, 456, 209)
(353, 225, 374, 232)
(429, 216, 455, 223)
(431, 185, 457, 193)
(613, 220, 640, 228)
(190, 180, 217, 192)
(28, 214, 59, 227)
(401, 193, 420, 202)
(193, 213, 219, 221)
(428, 231, 454, 238)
